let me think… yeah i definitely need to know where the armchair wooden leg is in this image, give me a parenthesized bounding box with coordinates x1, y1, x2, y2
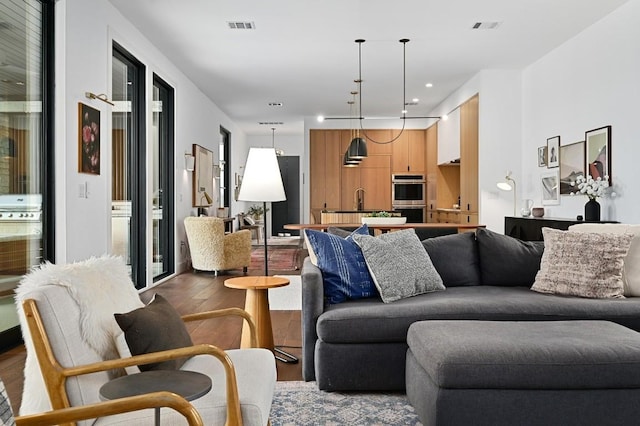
(243, 266, 248, 275)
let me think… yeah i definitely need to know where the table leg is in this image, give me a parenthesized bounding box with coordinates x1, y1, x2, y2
(241, 288, 274, 349)
(155, 407, 160, 426)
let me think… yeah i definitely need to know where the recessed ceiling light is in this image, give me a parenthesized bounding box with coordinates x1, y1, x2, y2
(425, 83, 433, 88)
(258, 121, 284, 125)
(412, 98, 419, 103)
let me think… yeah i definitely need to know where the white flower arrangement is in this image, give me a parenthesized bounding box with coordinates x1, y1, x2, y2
(571, 174, 610, 200)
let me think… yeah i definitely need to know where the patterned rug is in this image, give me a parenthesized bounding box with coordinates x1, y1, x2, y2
(250, 246, 302, 271)
(270, 381, 423, 426)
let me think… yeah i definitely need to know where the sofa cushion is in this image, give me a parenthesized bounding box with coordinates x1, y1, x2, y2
(304, 225, 377, 304)
(422, 232, 481, 287)
(532, 228, 632, 299)
(476, 228, 544, 287)
(115, 294, 193, 371)
(569, 223, 640, 296)
(352, 229, 444, 303)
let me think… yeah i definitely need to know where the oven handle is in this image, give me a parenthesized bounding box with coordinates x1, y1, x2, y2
(392, 205, 426, 209)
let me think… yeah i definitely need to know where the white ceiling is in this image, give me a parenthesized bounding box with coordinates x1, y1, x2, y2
(108, 0, 628, 136)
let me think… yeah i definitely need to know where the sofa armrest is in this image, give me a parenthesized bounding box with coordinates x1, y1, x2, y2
(301, 257, 325, 381)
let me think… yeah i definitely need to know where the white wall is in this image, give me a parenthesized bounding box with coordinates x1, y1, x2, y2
(522, 0, 640, 224)
(56, 0, 247, 285)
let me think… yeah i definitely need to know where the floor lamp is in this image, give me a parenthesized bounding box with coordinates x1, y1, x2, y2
(237, 148, 298, 364)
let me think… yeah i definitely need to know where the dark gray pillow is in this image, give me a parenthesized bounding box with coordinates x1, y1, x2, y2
(422, 232, 481, 287)
(475, 228, 544, 287)
(326, 226, 356, 238)
(353, 229, 444, 303)
(115, 294, 193, 371)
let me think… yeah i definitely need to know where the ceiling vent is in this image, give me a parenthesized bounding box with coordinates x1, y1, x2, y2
(472, 21, 501, 30)
(404, 102, 419, 106)
(228, 21, 256, 30)
(258, 121, 284, 126)
(268, 102, 283, 107)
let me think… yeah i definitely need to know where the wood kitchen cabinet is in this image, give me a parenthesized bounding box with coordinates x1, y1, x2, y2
(310, 129, 341, 222)
(459, 94, 479, 222)
(425, 124, 438, 222)
(391, 130, 426, 173)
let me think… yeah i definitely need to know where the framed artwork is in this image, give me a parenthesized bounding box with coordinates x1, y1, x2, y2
(546, 136, 560, 168)
(585, 125, 611, 184)
(537, 146, 547, 167)
(78, 102, 100, 175)
(193, 144, 214, 208)
(559, 141, 585, 195)
(541, 170, 560, 205)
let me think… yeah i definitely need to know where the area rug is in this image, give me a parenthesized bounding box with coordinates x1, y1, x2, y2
(250, 246, 301, 271)
(271, 381, 422, 426)
(269, 275, 301, 310)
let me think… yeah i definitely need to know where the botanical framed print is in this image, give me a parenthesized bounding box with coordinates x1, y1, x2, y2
(559, 141, 585, 195)
(78, 102, 100, 175)
(193, 144, 214, 208)
(585, 125, 611, 184)
(537, 146, 547, 167)
(546, 136, 560, 168)
(541, 170, 560, 205)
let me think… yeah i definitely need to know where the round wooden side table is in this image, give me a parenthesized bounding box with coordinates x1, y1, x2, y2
(224, 275, 298, 363)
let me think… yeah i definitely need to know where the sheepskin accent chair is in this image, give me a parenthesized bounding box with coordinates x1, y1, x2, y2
(184, 216, 252, 275)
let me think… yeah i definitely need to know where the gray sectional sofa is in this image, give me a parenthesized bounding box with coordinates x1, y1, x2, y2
(301, 228, 640, 391)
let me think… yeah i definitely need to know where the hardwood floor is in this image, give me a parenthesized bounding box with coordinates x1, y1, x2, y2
(0, 267, 303, 414)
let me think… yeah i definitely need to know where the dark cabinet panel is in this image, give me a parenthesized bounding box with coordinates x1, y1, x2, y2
(505, 216, 617, 241)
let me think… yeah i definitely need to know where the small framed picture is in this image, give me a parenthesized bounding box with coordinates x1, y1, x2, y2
(541, 170, 560, 205)
(78, 102, 100, 175)
(585, 125, 611, 185)
(546, 136, 560, 168)
(537, 146, 547, 167)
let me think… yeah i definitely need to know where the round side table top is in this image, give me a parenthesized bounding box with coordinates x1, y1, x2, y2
(224, 275, 290, 290)
(100, 370, 212, 402)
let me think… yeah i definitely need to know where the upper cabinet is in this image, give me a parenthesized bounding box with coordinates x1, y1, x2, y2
(309, 130, 342, 221)
(459, 95, 479, 217)
(437, 107, 460, 165)
(392, 130, 426, 173)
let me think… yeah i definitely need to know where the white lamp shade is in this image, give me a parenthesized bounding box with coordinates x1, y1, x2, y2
(497, 182, 513, 191)
(238, 147, 286, 202)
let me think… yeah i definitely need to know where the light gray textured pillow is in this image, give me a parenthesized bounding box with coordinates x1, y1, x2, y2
(352, 229, 444, 303)
(532, 227, 633, 299)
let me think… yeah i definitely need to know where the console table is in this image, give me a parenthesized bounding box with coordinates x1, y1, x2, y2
(505, 216, 618, 241)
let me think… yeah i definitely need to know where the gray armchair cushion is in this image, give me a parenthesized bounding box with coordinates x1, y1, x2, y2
(422, 232, 481, 287)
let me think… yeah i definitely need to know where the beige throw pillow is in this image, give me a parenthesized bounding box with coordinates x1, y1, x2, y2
(532, 227, 633, 299)
(568, 223, 640, 296)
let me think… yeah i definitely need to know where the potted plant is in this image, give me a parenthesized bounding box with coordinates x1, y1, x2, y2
(247, 204, 268, 221)
(361, 211, 407, 225)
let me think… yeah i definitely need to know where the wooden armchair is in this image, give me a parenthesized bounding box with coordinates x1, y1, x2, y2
(16, 256, 275, 426)
(1, 378, 203, 426)
(184, 216, 252, 275)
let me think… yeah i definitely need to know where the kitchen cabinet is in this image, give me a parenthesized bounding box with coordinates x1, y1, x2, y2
(310, 130, 341, 222)
(459, 95, 479, 217)
(425, 124, 438, 222)
(392, 130, 426, 173)
(437, 107, 460, 165)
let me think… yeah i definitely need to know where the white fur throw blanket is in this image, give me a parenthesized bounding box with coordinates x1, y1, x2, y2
(14, 255, 144, 415)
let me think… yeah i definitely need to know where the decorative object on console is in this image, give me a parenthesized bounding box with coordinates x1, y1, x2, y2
(238, 147, 286, 276)
(496, 171, 516, 215)
(573, 173, 610, 222)
(532, 227, 632, 299)
(532, 207, 545, 217)
(520, 199, 533, 217)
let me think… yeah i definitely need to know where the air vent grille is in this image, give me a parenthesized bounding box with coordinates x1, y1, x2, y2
(405, 102, 419, 106)
(228, 21, 256, 30)
(472, 21, 501, 30)
(268, 102, 283, 107)
(258, 121, 284, 126)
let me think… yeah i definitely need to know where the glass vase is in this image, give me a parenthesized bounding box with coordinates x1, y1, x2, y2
(584, 198, 601, 222)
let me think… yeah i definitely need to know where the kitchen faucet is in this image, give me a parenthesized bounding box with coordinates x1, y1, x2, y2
(354, 187, 365, 210)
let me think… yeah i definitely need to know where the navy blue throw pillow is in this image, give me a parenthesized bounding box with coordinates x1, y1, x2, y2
(304, 225, 377, 304)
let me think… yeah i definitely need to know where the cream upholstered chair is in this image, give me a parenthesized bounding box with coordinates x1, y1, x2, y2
(185, 216, 252, 275)
(15, 255, 275, 426)
(0, 376, 203, 426)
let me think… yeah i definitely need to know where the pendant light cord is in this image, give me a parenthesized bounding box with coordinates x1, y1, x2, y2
(357, 39, 408, 145)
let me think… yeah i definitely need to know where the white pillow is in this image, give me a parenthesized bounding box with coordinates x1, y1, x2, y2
(244, 215, 256, 225)
(568, 224, 640, 296)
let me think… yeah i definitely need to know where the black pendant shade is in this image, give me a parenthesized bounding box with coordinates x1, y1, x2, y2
(348, 137, 368, 160)
(343, 151, 359, 167)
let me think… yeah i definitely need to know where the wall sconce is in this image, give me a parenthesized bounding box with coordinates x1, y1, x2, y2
(184, 152, 195, 171)
(497, 171, 517, 216)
